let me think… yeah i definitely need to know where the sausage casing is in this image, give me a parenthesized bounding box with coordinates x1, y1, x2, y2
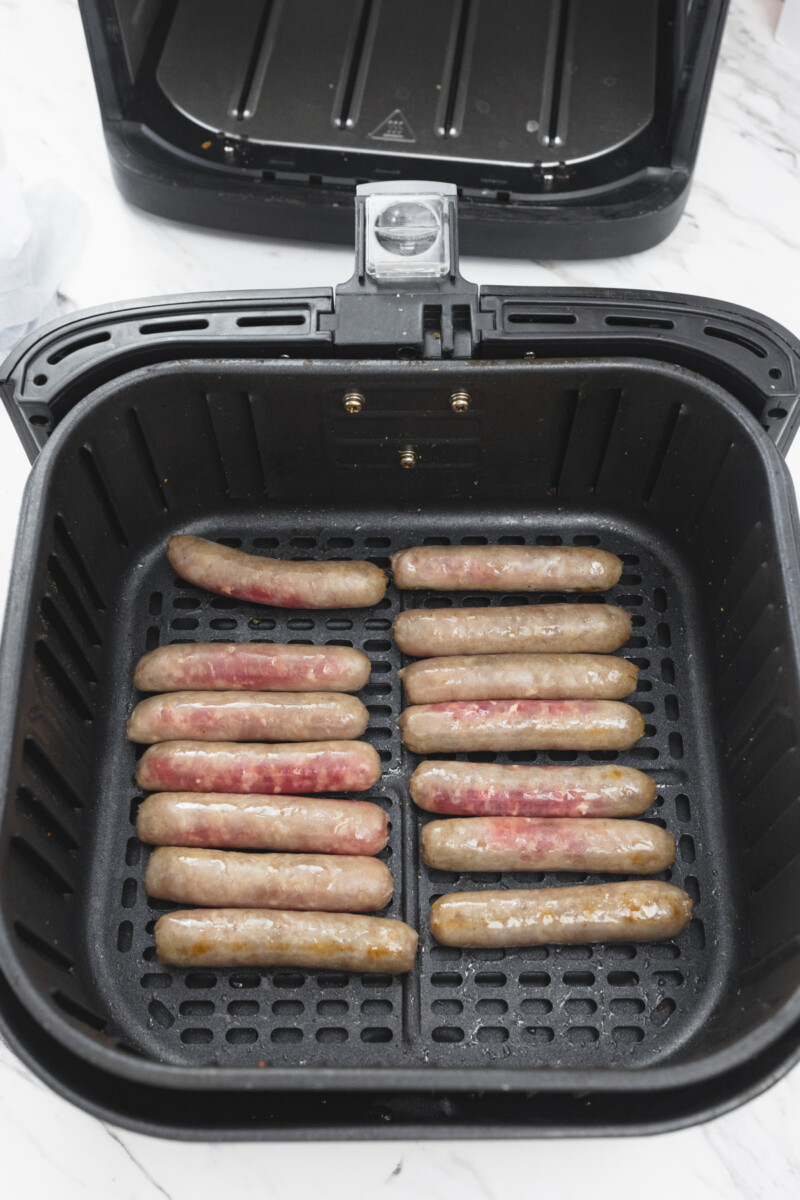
(155, 909, 418, 972)
(394, 604, 632, 657)
(136, 739, 382, 794)
(421, 817, 674, 874)
(134, 642, 370, 693)
(398, 699, 644, 753)
(137, 793, 389, 855)
(392, 545, 623, 592)
(431, 882, 692, 946)
(410, 762, 656, 818)
(168, 535, 387, 608)
(126, 691, 368, 744)
(145, 847, 393, 912)
(399, 653, 637, 704)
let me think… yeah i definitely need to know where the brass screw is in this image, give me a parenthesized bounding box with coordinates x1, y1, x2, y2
(343, 391, 364, 414)
(399, 447, 418, 469)
(450, 390, 471, 413)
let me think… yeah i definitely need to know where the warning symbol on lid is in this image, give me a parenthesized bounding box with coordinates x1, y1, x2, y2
(368, 108, 417, 143)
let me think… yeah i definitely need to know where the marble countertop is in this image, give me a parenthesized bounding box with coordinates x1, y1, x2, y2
(1, 0, 800, 1195)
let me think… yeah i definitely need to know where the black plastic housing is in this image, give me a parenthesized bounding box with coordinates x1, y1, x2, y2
(77, 0, 729, 257)
(1, 280, 800, 1136)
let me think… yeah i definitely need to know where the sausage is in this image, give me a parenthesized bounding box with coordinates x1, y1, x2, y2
(136, 740, 382, 794)
(410, 762, 656, 818)
(137, 793, 389, 855)
(421, 817, 674, 874)
(168, 535, 387, 608)
(155, 909, 418, 972)
(392, 545, 622, 592)
(398, 699, 644, 753)
(133, 642, 370, 693)
(399, 653, 637, 704)
(393, 604, 631, 657)
(430, 882, 692, 947)
(145, 847, 393, 912)
(126, 691, 368, 744)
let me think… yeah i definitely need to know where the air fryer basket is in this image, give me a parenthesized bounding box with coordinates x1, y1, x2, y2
(2, 346, 800, 1136)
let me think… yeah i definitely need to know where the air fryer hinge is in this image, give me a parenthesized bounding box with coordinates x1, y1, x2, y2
(329, 181, 483, 358)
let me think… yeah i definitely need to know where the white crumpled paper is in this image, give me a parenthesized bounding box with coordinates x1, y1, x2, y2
(0, 132, 88, 355)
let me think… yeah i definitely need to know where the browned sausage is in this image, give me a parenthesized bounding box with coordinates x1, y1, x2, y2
(421, 817, 674, 874)
(168, 535, 387, 608)
(155, 909, 418, 972)
(394, 604, 631, 657)
(145, 847, 393, 912)
(136, 740, 382, 794)
(392, 545, 622, 591)
(410, 761, 656, 818)
(399, 653, 637, 704)
(431, 882, 692, 946)
(398, 699, 644, 753)
(126, 691, 368, 744)
(137, 793, 389, 855)
(134, 643, 371, 693)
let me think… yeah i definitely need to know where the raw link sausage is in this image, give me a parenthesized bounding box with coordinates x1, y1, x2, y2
(421, 817, 674, 874)
(136, 740, 382, 794)
(393, 604, 632, 657)
(126, 691, 368, 744)
(391, 544, 623, 591)
(399, 653, 637, 704)
(430, 882, 692, 947)
(168, 535, 387, 608)
(398, 699, 644, 753)
(136, 793, 389, 855)
(409, 761, 656, 818)
(133, 642, 371, 693)
(155, 909, 419, 972)
(144, 847, 393, 912)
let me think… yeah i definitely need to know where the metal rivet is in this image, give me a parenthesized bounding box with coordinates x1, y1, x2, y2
(450, 390, 471, 413)
(399, 447, 417, 469)
(343, 391, 364, 414)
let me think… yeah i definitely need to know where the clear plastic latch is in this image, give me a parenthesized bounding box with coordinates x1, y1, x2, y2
(358, 181, 456, 283)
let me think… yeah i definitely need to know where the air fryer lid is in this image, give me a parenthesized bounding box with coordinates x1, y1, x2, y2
(79, 0, 730, 256)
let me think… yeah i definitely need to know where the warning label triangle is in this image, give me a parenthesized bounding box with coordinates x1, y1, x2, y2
(368, 108, 417, 143)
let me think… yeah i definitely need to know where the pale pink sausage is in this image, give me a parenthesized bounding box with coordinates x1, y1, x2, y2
(145, 847, 393, 912)
(421, 817, 674, 874)
(137, 793, 389, 855)
(155, 909, 418, 972)
(168, 535, 387, 608)
(394, 604, 632, 657)
(399, 653, 637, 704)
(136, 740, 382, 794)
(431, 882, 692, 947)
(398, 699, 644, 753)
(134, 643, 371, 693)
(410, 762, 656, 817)
(126, 691, 368, 744)
(392, 545, 623, 591)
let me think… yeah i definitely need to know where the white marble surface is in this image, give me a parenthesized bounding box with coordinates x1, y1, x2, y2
(1, 0, 800, 1194)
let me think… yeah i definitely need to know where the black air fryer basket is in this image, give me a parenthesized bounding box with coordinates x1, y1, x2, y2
(1, 184, 800, 1138)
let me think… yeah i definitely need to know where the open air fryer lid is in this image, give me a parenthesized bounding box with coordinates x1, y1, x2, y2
(79, 0, 729, 257)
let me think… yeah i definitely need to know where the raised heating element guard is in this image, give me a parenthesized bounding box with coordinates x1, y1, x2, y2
(1, 184, 800, 1138)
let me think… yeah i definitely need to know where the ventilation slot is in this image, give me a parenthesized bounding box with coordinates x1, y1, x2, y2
(52, 990, 107, 1032)
(507, 312, 577, 325)
(41, 596, 97, 685)
(53, 515, 106, 612)
(47, 554, 102, 648)
(237, 313, 307, 328)
(10, 835, 74, 895)
(23, 737, 83, 811)
(704, 326, 767, 358)
(79, 447, 130, 546)
(139, 319, 210, 335)
(46, 330, 111, 365)
(605, 315, 675, 329)
(127, 409, 168, 511)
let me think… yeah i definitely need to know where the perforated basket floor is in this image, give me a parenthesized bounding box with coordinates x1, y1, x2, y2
(86, 511, 728, 1071)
